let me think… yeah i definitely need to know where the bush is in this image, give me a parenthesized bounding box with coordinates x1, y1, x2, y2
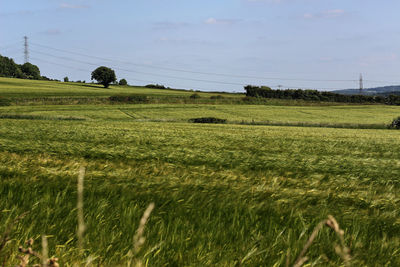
(109, 95, 148, 103)
(145, 84, 166, 89)
(119, 79, 128, 86)
(189, 117, 227, 124)
(210, 95, 224, 99)
(389, 117, 400, 129)
(190, 93, 201, 99)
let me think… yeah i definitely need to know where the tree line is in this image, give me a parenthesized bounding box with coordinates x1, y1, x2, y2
(244, 85, 400, 105)
(0, 54, 55, 80)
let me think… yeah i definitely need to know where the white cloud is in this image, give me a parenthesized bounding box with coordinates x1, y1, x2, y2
(246, 0, 284, 2)
(204, 18, 240, 25)
(205, 18, 218, 24)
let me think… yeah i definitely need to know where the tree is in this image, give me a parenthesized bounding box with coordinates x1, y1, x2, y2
(20, 62, 41, 80)
(0, 55, 24, 78)
(119, 78, 128, 86)
(91, 66, 116, 88)
(64, 77, 69, 82)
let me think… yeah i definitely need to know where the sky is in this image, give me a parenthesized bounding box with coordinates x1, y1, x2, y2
(1, 0, 400, 92)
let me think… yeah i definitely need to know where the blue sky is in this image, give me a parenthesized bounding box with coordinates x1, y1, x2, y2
(1, 0, 400, 92)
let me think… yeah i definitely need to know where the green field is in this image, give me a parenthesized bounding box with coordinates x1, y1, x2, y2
(0, 77, 239, 98)
(1, 103, 400, 126)
(1, 78, 400, 266)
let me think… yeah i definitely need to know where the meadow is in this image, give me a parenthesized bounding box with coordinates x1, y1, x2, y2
(0, 77, 400, 266)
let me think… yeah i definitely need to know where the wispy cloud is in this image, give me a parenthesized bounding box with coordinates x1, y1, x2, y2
(360, 53, 398, 67)
(246, 0, 283, 2)
(303, 9, 345, 19)
(156, 37, 220, 46)
(60, 3, 90, 9)
(204, 18, 240, 25)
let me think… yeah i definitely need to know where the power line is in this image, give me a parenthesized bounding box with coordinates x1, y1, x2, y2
(30, 49, 247, 86)
(30, 56, 223, 91)
(29, 43, 400, 90)
(30, 49, 366, 90)
(30, 57, 91, 72)
(30, 57, 156, 84)
(30, 42, 359, 83)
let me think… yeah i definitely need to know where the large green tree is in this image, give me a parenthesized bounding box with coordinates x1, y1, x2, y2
(20, 62, 41, 80)
(91, 66, 116, 88)
(0, 55, 24, 78)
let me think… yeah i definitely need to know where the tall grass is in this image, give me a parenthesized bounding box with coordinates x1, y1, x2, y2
(0, 119, 399, 265)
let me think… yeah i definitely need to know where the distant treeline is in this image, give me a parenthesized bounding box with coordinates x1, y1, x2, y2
(244, 85, 400, 105)
(0, 54, 59, 81)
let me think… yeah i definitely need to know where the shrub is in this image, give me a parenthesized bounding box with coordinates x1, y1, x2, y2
(389, 117, 400, 129)
(210, 95, 224, 99)
(190, 93, 201, 99)
(119, 79, 128, 86)
(189, 117, 226, 124)
(145, 84, 166, 89)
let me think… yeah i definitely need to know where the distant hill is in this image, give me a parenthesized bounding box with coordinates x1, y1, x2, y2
(334, 85, 400, 96)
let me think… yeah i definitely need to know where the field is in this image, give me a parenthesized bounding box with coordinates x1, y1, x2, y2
(1, 77, 400, 266)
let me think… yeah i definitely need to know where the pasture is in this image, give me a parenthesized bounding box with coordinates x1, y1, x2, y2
(0, 77, 400, 266)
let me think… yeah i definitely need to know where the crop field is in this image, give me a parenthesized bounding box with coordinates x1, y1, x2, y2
(1, 78, 400, 266)
(1, 103, 400, 126)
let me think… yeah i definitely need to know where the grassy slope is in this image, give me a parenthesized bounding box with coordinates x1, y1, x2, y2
(0, 78, 399, 265)
(0, 77, 239, 98)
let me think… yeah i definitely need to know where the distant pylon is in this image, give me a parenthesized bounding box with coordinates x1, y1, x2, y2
(359, 73, 363, 94)
(24, 36, 29, 63)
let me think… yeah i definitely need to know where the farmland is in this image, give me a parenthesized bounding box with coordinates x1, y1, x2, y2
(0, 77, 400, 266)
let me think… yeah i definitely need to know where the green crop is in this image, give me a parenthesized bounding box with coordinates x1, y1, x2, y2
(0, 78, 399, 266)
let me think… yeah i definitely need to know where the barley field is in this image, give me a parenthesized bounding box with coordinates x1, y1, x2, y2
(0, 78, 400, 266)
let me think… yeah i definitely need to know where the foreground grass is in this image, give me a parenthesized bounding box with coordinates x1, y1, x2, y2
(1, 119, 400, 265)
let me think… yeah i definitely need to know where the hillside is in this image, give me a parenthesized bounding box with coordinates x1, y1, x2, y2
(334, 85, 400, 96)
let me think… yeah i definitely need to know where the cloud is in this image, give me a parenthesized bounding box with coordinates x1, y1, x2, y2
(303, 9, 345, 19)
(60, 3, 90, 9)
(360, 53, 398, 67)
(246, 0, 283, 2)
(204, 18, 240, 25)
(155, 37, 220, 46)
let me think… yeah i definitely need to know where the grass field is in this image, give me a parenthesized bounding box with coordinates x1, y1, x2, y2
(0, 77, 238, 99)
(1, 78, 400, 266)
